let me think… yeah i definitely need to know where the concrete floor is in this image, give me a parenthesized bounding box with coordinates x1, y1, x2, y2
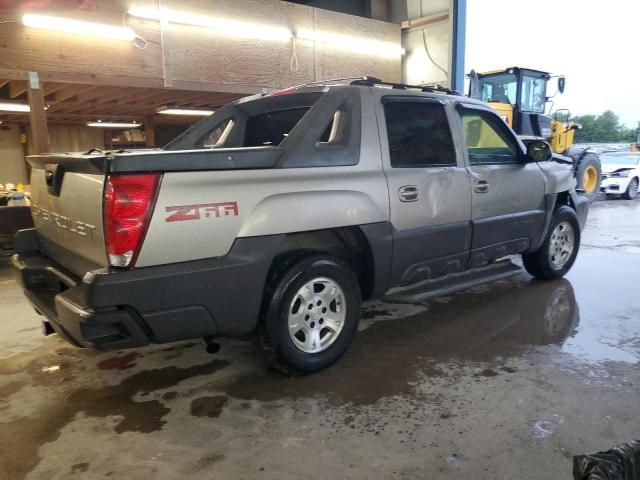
(1, 197, 639, 480)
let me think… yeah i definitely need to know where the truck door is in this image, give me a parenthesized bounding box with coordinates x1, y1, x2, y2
(379, 95, 472, 287)
(455, 104, 546, 267)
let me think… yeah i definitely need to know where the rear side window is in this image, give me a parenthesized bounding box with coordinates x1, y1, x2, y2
(383, 100, 456, 168)
(245, 107, 310, 146)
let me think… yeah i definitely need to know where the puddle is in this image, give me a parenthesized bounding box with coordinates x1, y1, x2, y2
(224, 278, 579, 405)
(97, 352, 142, 371)
(0, 359, 229, 480)
(190, 395, 229, 418)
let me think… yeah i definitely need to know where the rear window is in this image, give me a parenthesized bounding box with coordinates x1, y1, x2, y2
(245, 107, 310, 146)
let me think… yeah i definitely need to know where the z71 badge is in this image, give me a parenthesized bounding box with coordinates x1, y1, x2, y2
(165, 201, 238, 223)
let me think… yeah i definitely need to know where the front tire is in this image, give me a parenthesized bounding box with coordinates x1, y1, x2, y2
(257, 254, 361, 375)
(623, 178, 639, 200)
(522, 206, 581, 280)
(574, 153, 602, 203)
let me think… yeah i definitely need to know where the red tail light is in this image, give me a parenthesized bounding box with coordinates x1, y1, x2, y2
(104, 173, 160, 268)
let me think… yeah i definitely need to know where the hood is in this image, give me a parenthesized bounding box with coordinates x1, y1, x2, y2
(602, 163, 636, 174)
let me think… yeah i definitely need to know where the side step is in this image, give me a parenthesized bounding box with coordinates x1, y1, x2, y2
(383, 259, 522, 304)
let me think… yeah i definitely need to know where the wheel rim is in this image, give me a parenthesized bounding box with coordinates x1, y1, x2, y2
(548, 221, 575, 269)
(287, 277, 346, 354)
(543, 288, 571, 337)
(628, 179, 639, 198)
(582, 165, 598, 193)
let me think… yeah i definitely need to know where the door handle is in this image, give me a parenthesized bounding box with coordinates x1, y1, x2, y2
(399, 185, 419, 202)
(473, 180, 490, 193)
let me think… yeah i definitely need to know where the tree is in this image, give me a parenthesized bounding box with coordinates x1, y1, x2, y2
(571, 110, 634, 143)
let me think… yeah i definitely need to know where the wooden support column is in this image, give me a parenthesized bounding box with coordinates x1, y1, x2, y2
(26, 71, 49, 154)
(144, 115, 156, 147)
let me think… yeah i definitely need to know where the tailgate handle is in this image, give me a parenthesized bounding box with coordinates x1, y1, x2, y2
(45, 163, 64, 196)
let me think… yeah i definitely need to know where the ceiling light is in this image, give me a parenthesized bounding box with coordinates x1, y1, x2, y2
(23, 13, 136, 41)
(87, 121, 141, 128)
(158, 107, 214, 116)
(128, 7, 292, 41)
(0, 102, 30, 113)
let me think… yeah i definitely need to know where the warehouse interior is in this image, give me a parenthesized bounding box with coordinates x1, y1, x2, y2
(1, 1, 639, 480)
(0, 0, 463, 186)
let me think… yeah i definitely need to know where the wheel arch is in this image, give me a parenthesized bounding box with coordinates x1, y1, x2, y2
(265, 224, 392, 302)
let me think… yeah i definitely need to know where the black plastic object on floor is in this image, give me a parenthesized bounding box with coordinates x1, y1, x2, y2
(573, 440, 640, 479)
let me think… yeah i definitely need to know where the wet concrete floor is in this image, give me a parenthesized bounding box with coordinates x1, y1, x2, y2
(1, 197, 639, 479)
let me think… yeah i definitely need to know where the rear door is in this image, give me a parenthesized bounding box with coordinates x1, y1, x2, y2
(455, 104, 546, 267)
(378, 95, 472, 287)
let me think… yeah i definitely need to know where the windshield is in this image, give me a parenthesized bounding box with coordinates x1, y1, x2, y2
(478, 72, 517, 105)
(600, 154, 640, 166)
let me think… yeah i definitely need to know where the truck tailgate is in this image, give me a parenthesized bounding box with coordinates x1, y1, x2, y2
(28, 153, 109, 271)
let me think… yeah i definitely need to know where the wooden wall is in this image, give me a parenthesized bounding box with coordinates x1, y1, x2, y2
(44, 126, 105, 154)
(0, 126, 27, 185)
(0, 0, 401, 93)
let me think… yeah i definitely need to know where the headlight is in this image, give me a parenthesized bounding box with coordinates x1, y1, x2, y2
(610, 170, 630, 177)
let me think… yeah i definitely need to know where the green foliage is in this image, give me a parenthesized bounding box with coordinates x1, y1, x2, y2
(566, 110, 637, 143)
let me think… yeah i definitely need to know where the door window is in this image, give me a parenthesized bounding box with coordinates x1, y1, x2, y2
(383, 100, 456, 168)
(520, 74, 547, 113)
(458, 108, 520, 165)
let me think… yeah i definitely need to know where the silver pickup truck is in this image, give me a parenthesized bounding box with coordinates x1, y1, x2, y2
(12, 78, 589, 374)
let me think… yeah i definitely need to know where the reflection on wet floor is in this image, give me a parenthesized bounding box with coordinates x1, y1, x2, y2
(223, 275, 580, 404)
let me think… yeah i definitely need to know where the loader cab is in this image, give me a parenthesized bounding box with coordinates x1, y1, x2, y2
(469, 67, 552, 139)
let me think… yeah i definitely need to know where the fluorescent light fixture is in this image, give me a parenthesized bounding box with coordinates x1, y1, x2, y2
(87, 121, 141, 128)
(128, 7, 292, 41)
(23, 13, 136, 41)
(0, 102, 30, 113)
(296, 30, 404, 58)
(158, 107, 214, 116)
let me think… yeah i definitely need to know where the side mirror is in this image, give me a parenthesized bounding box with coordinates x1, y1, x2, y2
(526, 140, 553, 162)
(469, 70, 480, 99)
(557, 77, 566, 94)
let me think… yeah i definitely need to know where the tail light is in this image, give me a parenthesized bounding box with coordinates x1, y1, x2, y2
(104, 173, 160, 268)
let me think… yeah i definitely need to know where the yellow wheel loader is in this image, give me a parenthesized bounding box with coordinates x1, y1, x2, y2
(469, 67, 602, 201)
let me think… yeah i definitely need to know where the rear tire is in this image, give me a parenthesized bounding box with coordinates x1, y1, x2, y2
(522, 206, 581, 280)
(257, 254, 361, 375)
(574, 152, 602, 203)
(623, 178, 639, 200)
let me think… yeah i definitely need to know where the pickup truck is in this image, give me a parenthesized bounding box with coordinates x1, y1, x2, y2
(12, 77, 589, 374)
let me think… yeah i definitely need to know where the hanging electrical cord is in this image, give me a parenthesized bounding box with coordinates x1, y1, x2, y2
(419, 2, 448, 81)
(290, 36, 299, 73)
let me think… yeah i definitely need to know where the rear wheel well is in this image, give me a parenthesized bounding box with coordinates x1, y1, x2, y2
(266, 227, 375, 301)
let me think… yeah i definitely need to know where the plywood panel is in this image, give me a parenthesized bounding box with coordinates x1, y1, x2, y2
(0, 0, 400, 92)
(0, 1, 162, 85)
(163, 0, 316, 90)
(314, 8, 401, 83)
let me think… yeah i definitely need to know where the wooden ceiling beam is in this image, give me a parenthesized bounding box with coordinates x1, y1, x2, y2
(8, 80, 27, 98)
(48, 85, 102, 106)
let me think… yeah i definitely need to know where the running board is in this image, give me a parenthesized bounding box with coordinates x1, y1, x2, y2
(383, 260, 522, 304)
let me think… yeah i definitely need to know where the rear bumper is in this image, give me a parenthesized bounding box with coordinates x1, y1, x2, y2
(12, 229, 283, 350)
